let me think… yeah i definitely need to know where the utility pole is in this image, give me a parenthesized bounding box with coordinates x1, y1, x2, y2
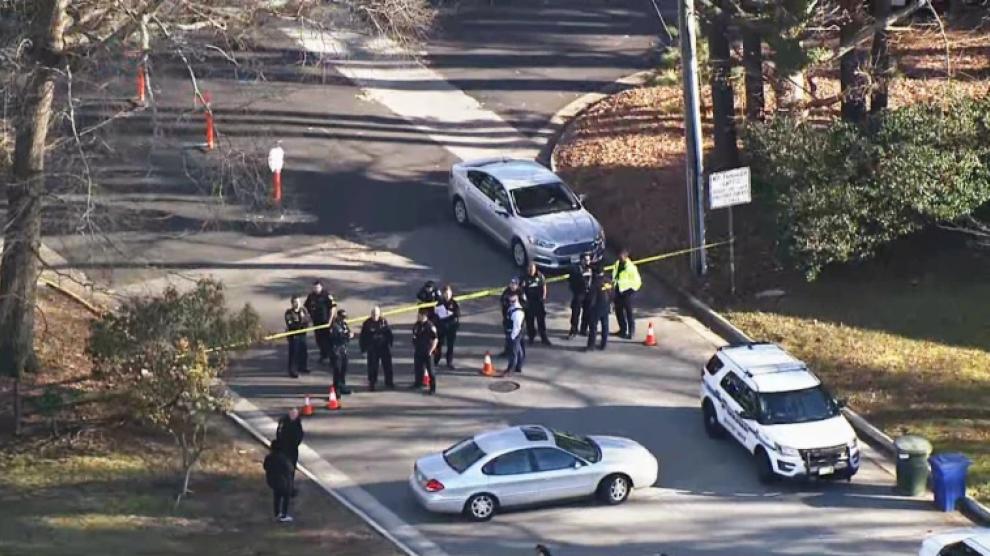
(678, 0, 707, 276)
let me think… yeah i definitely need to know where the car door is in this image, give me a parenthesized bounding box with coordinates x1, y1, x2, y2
(481, 449, 541, 507)
(482, 175, 515, 246)
(529, 447, 598, 502)
(718, 371, 751, 445)
(464, 170, 496, 237)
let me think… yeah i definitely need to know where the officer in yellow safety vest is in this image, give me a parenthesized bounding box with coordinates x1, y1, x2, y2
(611, 247, 642, 339)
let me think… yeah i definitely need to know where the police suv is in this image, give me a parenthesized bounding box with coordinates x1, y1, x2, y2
(700, 342, 860, 483)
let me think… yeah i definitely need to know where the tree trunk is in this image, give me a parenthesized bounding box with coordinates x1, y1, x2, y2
(13, 377, 22, 436)
(0, 0, 68, 407)
(870, 0, 892, 114)
(742, 28, 764, 121)
(707, 4, 739, 170)
(840, 0, 868, 122)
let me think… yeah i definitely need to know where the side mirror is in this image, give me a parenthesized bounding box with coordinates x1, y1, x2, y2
(572, 460, 583, 470)
(578, 193, 587, 203)
(495, 206, 510, 217)
(738, 410, 754, 421)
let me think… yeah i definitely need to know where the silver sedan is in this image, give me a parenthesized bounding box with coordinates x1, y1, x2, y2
(448, 158, 605, 269)
(409, 425, 659, 521)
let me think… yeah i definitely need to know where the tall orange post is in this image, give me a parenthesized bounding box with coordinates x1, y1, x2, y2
(273, 170, 282, 204)
(136, 63, 146, 105)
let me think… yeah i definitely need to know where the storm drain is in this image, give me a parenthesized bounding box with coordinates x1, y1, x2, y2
(488, 380, 520, 393)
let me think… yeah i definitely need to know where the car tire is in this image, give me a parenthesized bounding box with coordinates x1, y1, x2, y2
(464, 493, 498, 522)
(511, 238, 528, 268)
(702, 399, 726, 439)
(597, 474, 631, 505)
(755, 448, 779, 484)
(452, 197, 469, 226)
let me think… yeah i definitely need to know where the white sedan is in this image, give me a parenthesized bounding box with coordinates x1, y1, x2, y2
(920, 528, 990, 556)
(409, 425, 659, 521)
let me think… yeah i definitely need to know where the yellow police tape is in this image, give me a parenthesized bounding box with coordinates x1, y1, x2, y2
(210, 240, 729, 352)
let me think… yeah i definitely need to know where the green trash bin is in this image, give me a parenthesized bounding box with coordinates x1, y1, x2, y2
(894, 435, 932, 496)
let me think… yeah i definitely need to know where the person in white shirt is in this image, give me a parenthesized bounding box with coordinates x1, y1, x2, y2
(503, 294, 525, 374)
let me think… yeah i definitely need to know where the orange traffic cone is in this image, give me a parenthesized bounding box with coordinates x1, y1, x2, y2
(481, 351, 495, 376)
(423, 371, 431, 389)
(301, 395, 314, 417)
(643, 322, 658, 347)
(326, 386, 341, 410)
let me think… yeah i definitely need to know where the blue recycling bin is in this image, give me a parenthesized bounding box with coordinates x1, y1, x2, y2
(929, 452, 971, 512)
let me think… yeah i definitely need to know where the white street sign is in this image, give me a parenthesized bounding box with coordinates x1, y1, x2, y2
(268, 145, 285, 173)
(709, 167, 751, 209)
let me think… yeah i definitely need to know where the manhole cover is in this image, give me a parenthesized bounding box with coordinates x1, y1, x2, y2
(489, 380, 520, 393)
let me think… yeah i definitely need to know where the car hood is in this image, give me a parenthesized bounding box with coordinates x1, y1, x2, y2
(761, 416, 857, 451)
(525, 210, 600, 245)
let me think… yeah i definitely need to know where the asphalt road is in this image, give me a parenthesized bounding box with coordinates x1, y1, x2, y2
(48, 1, 967, 554)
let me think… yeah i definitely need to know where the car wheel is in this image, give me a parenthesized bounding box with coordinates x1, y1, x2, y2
(702, 399, 726, 439)
(597, 474, 631, 505)
(511, 238, 528, 268)
(452, 197, 469, 226)
(755, 448, 779, 484)
(464, 493, 498, 522)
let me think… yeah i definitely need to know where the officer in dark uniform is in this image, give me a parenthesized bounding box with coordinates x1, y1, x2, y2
(284, 295, 310, 378)
(566, 253, 594, 340)
(585, 265, 613, 351)
(416, 280, 441, 319)
(328, 308, 353, 395)
(498, 277, 527, 357)
(304, 280, 335, 363)
(411, 311, 438, 395)
(520, 262, 550, 346)
(433, 284, 460, 369)
(359, 306, 394, 391)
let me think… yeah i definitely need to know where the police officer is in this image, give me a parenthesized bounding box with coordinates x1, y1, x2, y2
(433, 284, 460, 369)
(416, 280, 441, 319)
(359, 306, 394, 391)
(612, 247, 642, 339)
(328, 308, 354, 395)
(411, 311, 438, 394)
(566, 253, 594, 339)
(304, 280, 336, 363)
(585, 265, 613, 351)
(520, 262, 550, 346)
(498, 277, 527, 357)
(284, 295, 310, 378)
(503, 294, 526, 374)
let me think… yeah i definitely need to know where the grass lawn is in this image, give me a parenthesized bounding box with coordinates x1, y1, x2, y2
(0, 419, 402, 556)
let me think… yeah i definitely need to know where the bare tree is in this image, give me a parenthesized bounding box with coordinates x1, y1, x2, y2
(840, 0, 869, 122)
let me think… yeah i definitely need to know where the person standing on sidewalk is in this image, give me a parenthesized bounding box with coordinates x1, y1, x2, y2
(328, 308, 354, 395)
(433, 285, 460, 369)
(520, 263, 551, 346)
(284, 296, 310, 378)
(264, 442, 295, 523)
(360, 306, 394, 391)
(566, 253, 594, 340)
(499, 277, 527, 356)
(304, 281, 336, 364)
(411, 311, 438, 394)
(612, 248, 642, 339)
(503, 294, 526, 374)
(585, 265, 613, 351)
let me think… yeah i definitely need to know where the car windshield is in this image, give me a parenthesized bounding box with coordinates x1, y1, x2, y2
(758, 386, 841, 425)
(443, 439, 486, 473)
(511, 182, 580, 218)
(551, 430, 601, 463)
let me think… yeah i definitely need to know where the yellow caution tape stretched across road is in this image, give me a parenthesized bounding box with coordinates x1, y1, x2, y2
(209, 240, 729, 352)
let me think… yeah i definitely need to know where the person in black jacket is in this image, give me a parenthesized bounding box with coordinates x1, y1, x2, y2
(433, 284, 460, 369)
(416, 280, 441, 319)
(360, 306, 394, 391)
(284, 296, 310, 378)
(566, 253, 594, 340)
(411, 311, 438, 394)
(498, 277, 526, 357)
(304, 281, 336, 363)
(585, 265, 613, 351)
(520, 263, 550, 346)
(275, 408, 304, 480)
(328, 309, 354, 395)
(264, 442, 295, 522)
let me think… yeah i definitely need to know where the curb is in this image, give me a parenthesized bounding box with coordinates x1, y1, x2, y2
(545, 72, 990, 528)
(538, 69, 656, 169)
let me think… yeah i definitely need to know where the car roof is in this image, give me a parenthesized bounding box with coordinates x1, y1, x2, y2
(719, 343, 821, 393)
(473, 425, 555, 454)
(458, 158, 560, 190)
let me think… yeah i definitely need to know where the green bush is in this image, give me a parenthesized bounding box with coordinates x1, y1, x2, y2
(743, 96, 990, 279)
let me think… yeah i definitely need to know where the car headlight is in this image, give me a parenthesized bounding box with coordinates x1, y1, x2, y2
(774, 442, 800, 457)
(528, 236, 556, 249)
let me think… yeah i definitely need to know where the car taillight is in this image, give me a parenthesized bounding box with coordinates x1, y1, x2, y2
(424, 479, 445, 492)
